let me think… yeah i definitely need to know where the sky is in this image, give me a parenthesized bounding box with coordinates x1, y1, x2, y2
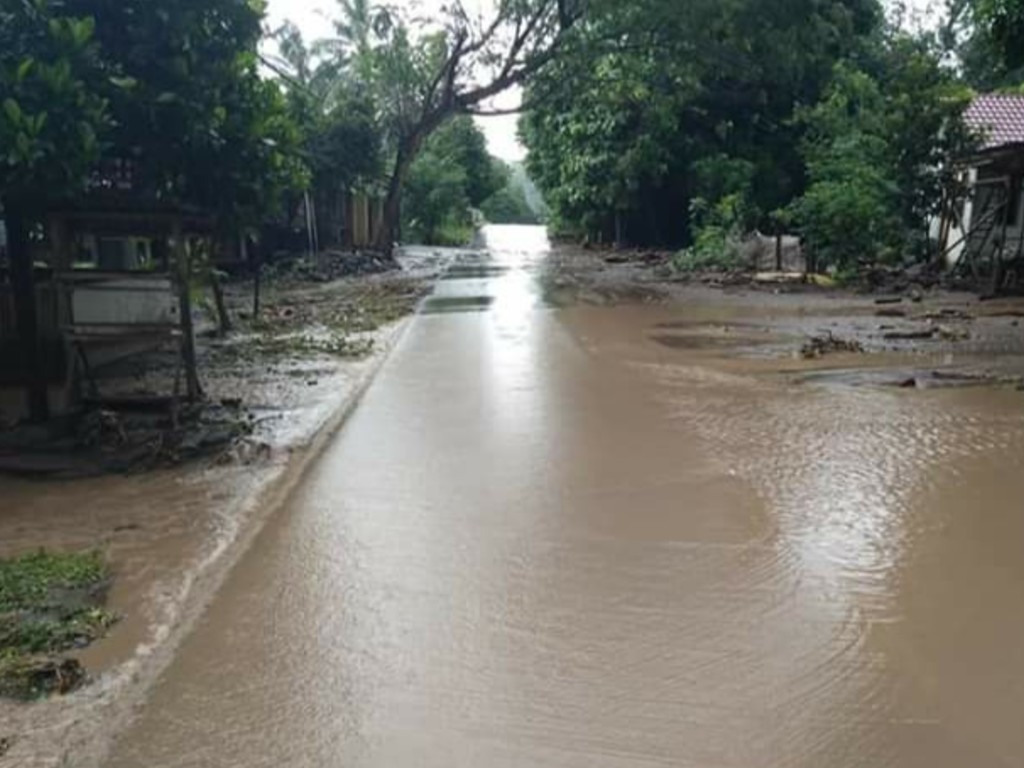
(264, 0, 941, 163)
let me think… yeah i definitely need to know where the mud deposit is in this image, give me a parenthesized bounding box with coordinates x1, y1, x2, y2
(79, 226, 1024, 768)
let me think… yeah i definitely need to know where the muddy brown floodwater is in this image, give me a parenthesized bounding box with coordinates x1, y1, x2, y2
(102, 225, 1024, 767)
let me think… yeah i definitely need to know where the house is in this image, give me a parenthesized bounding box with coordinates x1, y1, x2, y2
(936, 94, 1024, 288)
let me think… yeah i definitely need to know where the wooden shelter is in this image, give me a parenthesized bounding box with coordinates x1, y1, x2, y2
(1, 166, 215, 422)
(936, 94, 1024, 291)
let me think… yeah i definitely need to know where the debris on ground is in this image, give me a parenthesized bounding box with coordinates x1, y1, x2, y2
(0, 551, 115, 700)
(264, 249, 399, 284)
(936, 325, 971, 342)
(0, 735, 12, 756)
(883, 329, 937, 341)
(923, 370, 1024, 389)
(876, 308, 907, 318)
(0, 400, 254, 478)
(0, 253, 434, 478)
(800, 333, 865, 359)
(917, 308, 974, 322)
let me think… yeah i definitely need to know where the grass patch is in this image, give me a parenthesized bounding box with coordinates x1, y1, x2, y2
(0, 550, 115, 699)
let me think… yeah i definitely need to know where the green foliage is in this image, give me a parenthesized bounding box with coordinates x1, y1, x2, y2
(684, 154, 758, 266)
(427, 118, 503, 208)
(974, 0, 1024, 69)
(480, 159, 539, 225)
(402, 141, 471, 245)
(522, 39, 687, 242)
(402, 116, 498, 245)
(3, 0, 308, 229)
(0, 0, 110, 206)
(789, 34, 974, 269)
(0, 550, 106, 612)
(790, 64, 901, 268)
(482, 187, 539, 225)
(523, 0, 881, 246)
(674, 193, 749, 272)
(1, 550, 115, 699)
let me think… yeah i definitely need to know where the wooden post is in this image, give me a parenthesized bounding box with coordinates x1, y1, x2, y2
(775, 231, 783, 272)
(172, 219, 202, 401)
(209, 236, 232, 336)
(6, 204, 49, 421)
(252, 239, 261, 320)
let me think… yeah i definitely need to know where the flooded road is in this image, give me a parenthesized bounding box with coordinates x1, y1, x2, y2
(105, 225, 1024, 767)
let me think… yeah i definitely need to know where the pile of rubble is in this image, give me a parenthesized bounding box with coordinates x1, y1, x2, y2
(0, 400, 257, 478)
(267, 249, 400, 284)
(800, 333, 865, 359)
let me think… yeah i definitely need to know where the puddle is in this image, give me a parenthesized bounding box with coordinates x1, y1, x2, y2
(650, 332, 774, 350)
(420, 295, 495, 314)
(440, 265, 509, 280)
(801, 367, 1024, 390)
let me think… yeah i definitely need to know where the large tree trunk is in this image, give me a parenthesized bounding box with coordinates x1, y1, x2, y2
(5, 203, 49, 422)
(373, 130, 431, 254)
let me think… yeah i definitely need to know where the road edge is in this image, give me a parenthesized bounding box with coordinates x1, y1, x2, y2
(67, 314, 417, 768)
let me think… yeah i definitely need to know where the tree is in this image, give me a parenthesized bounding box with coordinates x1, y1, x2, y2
(520, 0, 882, 246)
(2, 0, 309, 416)
(973, 0, 1024, 68)
(267, 22, 382, 246)
(790, 33, 974, 270)
(1, 0, 110, 420)
(59, 0, 307, 226)
(790, 65, 903, 269)
(402, 116, 501, 244)
(481, 160, 540, 224)
(317, 0, 584, 252)
(425, 115, 502, 208)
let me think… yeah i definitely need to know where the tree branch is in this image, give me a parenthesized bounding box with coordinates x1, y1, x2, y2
(465, 101, 535, 117)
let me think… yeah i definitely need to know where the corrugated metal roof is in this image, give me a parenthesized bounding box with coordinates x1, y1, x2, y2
(965, 94, 1024, 150)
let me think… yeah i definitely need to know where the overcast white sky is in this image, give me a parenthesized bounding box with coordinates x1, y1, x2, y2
(264, 0, 941, 163)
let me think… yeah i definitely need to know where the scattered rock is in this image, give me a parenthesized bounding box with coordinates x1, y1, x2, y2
(0, 658, 87, 700)
(932, 371, 989, 383)
(937, 325, 971, 342)
(918, 308, 973, 322)
(218, 437, 272, 466)
(800, 333, 864, 359)
(884, 329, 936, 341)
(0, 736, 12, 756)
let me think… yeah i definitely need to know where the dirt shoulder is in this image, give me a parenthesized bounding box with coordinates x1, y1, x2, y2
(543, 245, 1024, 388)
(0, 248, 450, 768)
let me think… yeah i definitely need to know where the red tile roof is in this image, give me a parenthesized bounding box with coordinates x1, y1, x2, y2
(965, 94, 1024, 150)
